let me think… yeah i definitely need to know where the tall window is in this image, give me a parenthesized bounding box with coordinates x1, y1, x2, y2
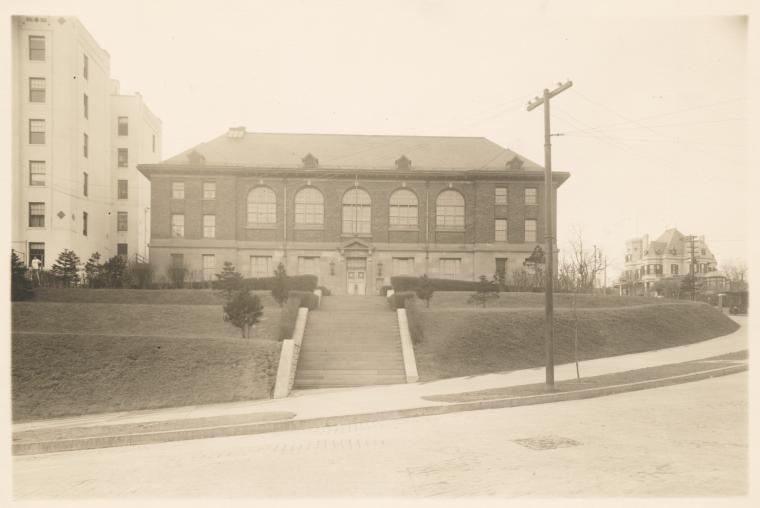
(247, 187, 276, 225)
(202, 255, 216, 281)
(342, 188, 371, 234)
(298, 256, 319, 276)
(118, 117, 128, 136)
(439, 258, 461, 279)
(436, 190, 464, 228)
(171, 214, 184, 237)
(117, 243, 128, 257)
(29, 78, 45, 102)
(83, 133, 88, 158)
(392, 257, 415, 275)
(83, 54, 89, 79)
(495, 187, 508, 205)
(495, 219, 507, 242)
(29, 202, 45, 227)
(118, 179, 128, 199)
(118, 148, 128, 167)
(29, 243, 45, 266)
(203, 215, 216, 238)
(29, 161, 45, 186)
(295, 187, 324, 225)
(202, 182, 216, 199)
(171, 181, 185, 199)
(29, 36, 45, 60)
(29, 119, 45, 144)
(117, 211, 128, 232)
(83, 172, 88, 197)
(250, 256, 272, 277)
(525, 188, 537, 205)
(83, 94, 88, 119)
(524, 219, 537, 242)
(82, 212, 88, 236)
(389, 189, 418, 227)
(671, 264, 679, 275)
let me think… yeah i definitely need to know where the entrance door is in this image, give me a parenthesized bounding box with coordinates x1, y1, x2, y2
(346, 257, 367, 295)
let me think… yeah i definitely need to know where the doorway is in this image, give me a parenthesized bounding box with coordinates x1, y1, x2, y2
(346, 257, 367, 295)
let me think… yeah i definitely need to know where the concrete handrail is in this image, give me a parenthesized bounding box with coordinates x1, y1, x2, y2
(273, 307, 309, 398)
(397, 308, 419, 383)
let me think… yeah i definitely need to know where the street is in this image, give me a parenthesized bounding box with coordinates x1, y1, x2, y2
(14, 372, 747, 498)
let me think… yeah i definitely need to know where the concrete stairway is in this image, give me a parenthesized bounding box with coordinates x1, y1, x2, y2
(293, 296, 406, 389)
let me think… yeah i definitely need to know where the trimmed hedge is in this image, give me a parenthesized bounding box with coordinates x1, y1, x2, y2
(391, 276, 481, 292)
(288, 290, 319, 310)
(387, 291, 416, 310)
(209, 274, 318, 292)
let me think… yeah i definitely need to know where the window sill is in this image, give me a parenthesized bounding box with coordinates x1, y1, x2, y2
(436, 227, 465, 233)
(246, 224, 278, 230)
(389, 226, 419, 232)
(294, 224, 324, 231)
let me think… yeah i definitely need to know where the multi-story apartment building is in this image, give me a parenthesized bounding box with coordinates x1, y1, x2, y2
(621, 228, 726, 294)
(11, 15, 161, 267)
(138, 129, 569, 295)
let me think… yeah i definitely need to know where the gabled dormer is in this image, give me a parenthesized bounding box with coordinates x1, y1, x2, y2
(302, 153, 319, 169)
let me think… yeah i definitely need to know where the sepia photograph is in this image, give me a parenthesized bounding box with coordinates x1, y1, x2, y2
(2, 0, 756, 505)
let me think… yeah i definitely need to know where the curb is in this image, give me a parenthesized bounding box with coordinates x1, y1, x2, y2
(12, 363, 746, 456)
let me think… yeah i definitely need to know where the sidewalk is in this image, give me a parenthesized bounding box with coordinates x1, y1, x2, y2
(12, 316, 748, 454)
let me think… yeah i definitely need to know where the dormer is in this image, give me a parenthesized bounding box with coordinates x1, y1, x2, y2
(506, 155, 524, 170)
(302, 153, 319, 169)
(187, 149, 206, 165)
(395, 155, 412, 170)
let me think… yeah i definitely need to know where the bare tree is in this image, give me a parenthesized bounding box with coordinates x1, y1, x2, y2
(721, 259, 748, 291)
(560, 227, 607, 293)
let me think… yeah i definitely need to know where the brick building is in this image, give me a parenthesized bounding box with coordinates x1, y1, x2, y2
(138, 129, 569, 295)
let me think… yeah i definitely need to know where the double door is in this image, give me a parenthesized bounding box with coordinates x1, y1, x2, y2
(346, 257, 367, 295)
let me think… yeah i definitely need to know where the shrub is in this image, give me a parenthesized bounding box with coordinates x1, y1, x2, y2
(103, 255, 128, 288)
(288, 290, 319, 309)
(125, 261, 154, 289)
(215, 261, 243, 300)
(391, 276, 481, 292)
(84, 252, 105, 288)
(380, 285, 393, 296)
(51, 249, 81, 287)
(278, 297, 301, 341)
(11, 251, 33, 301)
(271, 263, 289, 307)
(222, 291, 264, 338)
(167, 264, 188, 289)
(388, 291, 416, 310)
(405, 297, 425, 344)
(468, 275, 500, 307)
(415, 274, 435, 308)
(317, 285, 332, 296)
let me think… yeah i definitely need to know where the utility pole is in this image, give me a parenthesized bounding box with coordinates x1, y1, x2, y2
(527, 80, 573, 389)
(682, 235, 697, 300)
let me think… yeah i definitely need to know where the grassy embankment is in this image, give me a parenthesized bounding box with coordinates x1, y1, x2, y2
(410, 292, 740, 381)
(12, 289, 284, 422)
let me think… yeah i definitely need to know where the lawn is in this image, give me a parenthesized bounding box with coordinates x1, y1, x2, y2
(425, 291, 691, 309)
(12, 333, 281, 421)
(29, 288, 279, 306)
(411, 300, 740, 381)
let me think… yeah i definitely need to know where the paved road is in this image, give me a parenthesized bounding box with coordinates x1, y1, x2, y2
(14, 373, 747, 498)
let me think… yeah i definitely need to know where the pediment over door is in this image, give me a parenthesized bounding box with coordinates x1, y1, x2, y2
(339, 238, 374, 257)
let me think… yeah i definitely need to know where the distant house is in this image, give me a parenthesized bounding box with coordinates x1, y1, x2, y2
(619, 228, 727, 295)
(137, 128, 570, 295)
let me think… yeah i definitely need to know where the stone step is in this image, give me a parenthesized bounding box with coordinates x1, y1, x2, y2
(297, 359, 404, 369)
(300, 345, 401, 353)
(293, 375, 407, 387)
(296, 368, 405, 377)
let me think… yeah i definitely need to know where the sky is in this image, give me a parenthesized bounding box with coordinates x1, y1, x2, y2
(2, 0, 753, 280)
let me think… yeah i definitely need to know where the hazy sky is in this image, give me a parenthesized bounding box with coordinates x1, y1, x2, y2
(4, 1, 751, 278)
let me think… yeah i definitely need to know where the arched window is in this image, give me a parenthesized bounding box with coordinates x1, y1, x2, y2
(389, 189, 418, 227)
(247, 187, 276, 225)
(436, 190, 464, 228)
(342, 188, 371, 234)
(294, 187, 324, 225)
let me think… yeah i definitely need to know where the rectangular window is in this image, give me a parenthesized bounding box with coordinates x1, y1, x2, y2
(29, 77, 45, 102)
(29, 202, 45, 227)
(117, 179, 128, 199)
(495, 257, 508, 277)
(82, 211, 88, 236)
(29, 242, 45, 267)
(117, 211, 128, 232)
(172, 181, 185, 199)
(83, 94, 88, 119)
(29, 35, 45, 60)
(671, 264, 679, 275)
(83, 133, 88, 158)
(202, 182, 216, 199)
(439, 258, 461, 279)
(203, 214, 216, 238)
(118, 117, 129, 136)
(646, 265, 651, 275)
(250, 256, 272, 278)
(83, 172, 88, 197)
(298, 256, 319, 276)
(202, 255, 216, 281)
(29, 119, 45, 144)
(117, 243, 128, 257)
(495, 187, 508, 205)
(83, 54, 88, 79)
(392, 257, 415, 276)
(29, 161, 45, 186)
(525, 188, 537, 205)
(524, 219, 537, 243)
(118, 148, 128, 167)
(171, 214, 184, 237)
(495, 219, 507, 242)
